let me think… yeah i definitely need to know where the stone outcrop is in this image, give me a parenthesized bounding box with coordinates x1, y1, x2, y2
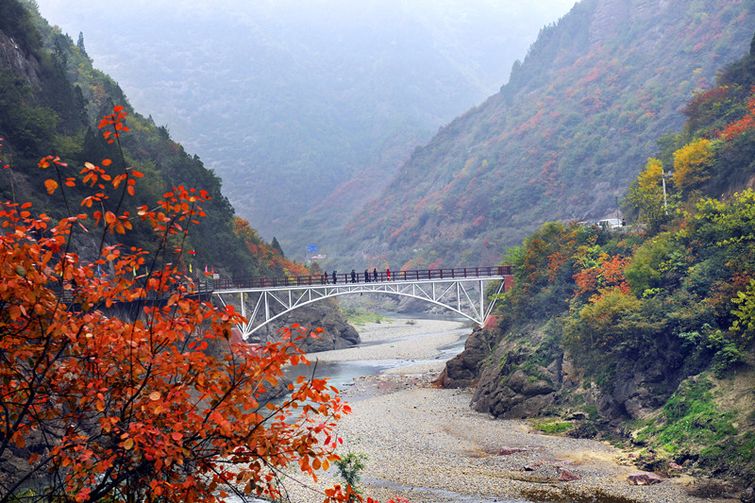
(0, 31, 41, 88)
(598, 354, 684, 420)
(436, 326, 498, 388)
(254, 298, 360, 353)
(441, 320, 691, 424)
(468, 323, 567, 419)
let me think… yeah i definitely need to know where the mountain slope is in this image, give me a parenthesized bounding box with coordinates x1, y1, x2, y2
(341, 0, 754, 269)
(0, 0, 254, 278)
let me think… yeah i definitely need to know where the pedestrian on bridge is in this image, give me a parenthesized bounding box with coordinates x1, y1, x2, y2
(351, 269, 356, 283)
(364, 269, 369, 282)
(332, 270, 337, 284)
(321, 272, 328, 284)
(372, 268, 378, 282)
(386, 267, 391, 281)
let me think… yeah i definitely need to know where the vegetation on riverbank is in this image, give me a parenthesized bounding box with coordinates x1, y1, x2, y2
(630, 373, 754, 480)
(532, 419, 573, 434)
(342, 306, 385, 326)
(450, 34, 755, 488)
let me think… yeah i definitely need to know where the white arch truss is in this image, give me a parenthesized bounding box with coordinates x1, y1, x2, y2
(213, 276, 507, 340)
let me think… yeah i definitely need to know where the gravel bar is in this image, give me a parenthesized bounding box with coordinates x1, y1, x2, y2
(280, 318, 731, 503)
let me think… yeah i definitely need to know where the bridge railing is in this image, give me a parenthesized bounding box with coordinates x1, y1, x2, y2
(209, 265, 512, 290)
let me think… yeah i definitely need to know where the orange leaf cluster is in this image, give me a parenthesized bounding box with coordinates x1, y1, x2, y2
(323, 485, 411, 503)
(573, 253, 630, 301)
(97, 104, 130, 144)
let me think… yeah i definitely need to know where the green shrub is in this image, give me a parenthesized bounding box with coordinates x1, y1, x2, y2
(731, 278, 755, 343)
(335, 452, 368, 491)
(533, 419, 573, 434)
(711, 343, 746, 376)
(625, 232, 684, 295)
(636, 377, 738, 461)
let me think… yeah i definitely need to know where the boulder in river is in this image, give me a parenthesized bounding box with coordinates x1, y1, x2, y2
(253, 298, 360, 352)
(627, 471, 664, 485)
(558, 467, 580, 482)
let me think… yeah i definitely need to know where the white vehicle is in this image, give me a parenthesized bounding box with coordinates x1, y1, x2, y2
(598, 218, 623, 229)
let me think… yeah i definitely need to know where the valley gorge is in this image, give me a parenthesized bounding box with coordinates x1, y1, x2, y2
(1, 0, 754, 501)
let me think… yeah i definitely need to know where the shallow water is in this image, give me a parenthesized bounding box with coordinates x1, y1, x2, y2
(285, 358, 395, 390)
(286, 319, 469, 389)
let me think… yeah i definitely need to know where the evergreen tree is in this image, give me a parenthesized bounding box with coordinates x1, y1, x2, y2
(76, 31, 89, 59)
(271, 236, 285, 257)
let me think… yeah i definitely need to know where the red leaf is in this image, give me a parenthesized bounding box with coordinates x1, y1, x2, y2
(44, 179, 58, 195)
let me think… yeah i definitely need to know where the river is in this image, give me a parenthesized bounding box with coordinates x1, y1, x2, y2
(286, 317, 468, 391)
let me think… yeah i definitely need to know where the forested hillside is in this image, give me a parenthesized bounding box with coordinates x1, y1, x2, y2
(441, 40, 754, 491)
(1, 0, 260, 277)
(0, 0, 359, 348)
(342, 0, 754, 270)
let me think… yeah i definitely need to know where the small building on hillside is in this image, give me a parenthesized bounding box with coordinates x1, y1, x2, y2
(598, 217, 623, 229)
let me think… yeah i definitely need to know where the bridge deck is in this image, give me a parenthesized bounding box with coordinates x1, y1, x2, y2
(213, 275, 507, 294)
(211, 265, 511, 293)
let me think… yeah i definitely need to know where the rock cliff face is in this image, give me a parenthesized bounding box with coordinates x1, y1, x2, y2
(442, 323, 573, 419)
(472, 327, 566, 419)
(442, 322, 693, 424)
(0, 31, 41, 87)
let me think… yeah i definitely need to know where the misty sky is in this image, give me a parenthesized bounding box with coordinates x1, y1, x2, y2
(35, 0, 576, 104)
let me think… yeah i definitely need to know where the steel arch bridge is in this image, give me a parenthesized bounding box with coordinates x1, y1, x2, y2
(211, 266, 512, 340)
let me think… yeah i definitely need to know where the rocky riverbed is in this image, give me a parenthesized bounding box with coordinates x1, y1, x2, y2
(279, 318, 736, 503)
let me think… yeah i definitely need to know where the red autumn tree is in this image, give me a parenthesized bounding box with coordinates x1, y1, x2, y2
(0, 106, 395, 502)
(720, 91, 755, 140)
(573, 253, 630, 301)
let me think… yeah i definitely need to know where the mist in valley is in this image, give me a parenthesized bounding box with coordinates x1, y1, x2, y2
(35, 0, 575, 258)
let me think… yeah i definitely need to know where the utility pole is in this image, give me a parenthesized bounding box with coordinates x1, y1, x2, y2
(661, 168, 669, 215)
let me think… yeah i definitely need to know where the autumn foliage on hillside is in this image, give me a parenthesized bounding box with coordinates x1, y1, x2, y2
(0, 107, 399, 502)
(233, 216, 309, 278)
(489, 45, 755, 480)
(339, 3, 753, 268)
(720, 92, 755, 140)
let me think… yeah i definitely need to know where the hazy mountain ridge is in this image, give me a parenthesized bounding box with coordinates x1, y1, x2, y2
(340, 0, 754, 269)
(34, 0, 575, 256)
